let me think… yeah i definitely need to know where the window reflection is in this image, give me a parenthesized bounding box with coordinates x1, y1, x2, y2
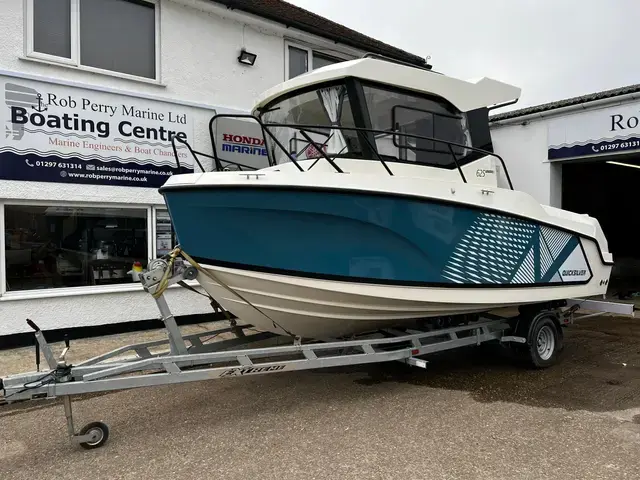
(4, 205, 148, 291)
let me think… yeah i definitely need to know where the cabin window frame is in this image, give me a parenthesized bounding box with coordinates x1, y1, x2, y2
(258, 78, 483, 170)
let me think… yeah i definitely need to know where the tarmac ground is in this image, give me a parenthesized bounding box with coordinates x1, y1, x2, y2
(1, 314, 640, 480)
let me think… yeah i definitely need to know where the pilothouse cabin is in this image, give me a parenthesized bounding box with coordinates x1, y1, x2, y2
(241, 57, 522, 188)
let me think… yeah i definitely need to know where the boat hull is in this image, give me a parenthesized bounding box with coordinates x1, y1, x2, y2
(164, 186, 604, 287)
(161, 176, 612, 338)
(195, 260, 609, 338)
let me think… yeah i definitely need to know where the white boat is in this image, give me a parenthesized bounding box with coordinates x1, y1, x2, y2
(160, 56, 613, 339)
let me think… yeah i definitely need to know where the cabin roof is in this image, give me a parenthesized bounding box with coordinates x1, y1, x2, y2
(253, 58, 522, 113)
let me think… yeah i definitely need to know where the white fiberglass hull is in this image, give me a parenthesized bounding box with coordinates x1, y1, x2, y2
(197, 246, 611, 339)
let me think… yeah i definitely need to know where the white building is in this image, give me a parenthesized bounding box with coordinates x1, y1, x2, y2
(0, 0, 427, 341)
(490, 84, 640, 298)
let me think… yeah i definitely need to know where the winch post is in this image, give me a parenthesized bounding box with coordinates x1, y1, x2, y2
(154, 295, 189, 356)
(139, 258, 190, 356)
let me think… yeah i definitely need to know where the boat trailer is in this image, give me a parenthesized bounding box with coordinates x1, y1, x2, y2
(0, 256, 635, 450)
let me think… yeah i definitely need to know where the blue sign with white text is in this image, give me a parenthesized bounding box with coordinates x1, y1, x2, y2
(1, 76, 195, 187)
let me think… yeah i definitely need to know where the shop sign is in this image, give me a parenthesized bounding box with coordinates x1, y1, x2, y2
(1, 75, 196, 187)
(213, 117, 270, 170)
(548, 100, 640, 160)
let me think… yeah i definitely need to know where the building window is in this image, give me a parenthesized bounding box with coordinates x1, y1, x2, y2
(154, 209, 176, 257)
(27, 0, 159, 80)
(32, 0, 72, 59)
(4, 205, 148, 292)
(288, 46, 309, 79)
(313, 52, 340, 70)
(286, 43, 345, 79)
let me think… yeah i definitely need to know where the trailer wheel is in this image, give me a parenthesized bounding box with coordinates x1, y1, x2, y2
(78, 421, 110, 450)
(523, 315, 561, 369)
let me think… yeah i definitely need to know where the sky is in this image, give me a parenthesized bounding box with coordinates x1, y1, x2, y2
(287, 0, 640, 111)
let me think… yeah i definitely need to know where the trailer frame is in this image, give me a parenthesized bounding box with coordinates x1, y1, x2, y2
(1, 257, 634, 449)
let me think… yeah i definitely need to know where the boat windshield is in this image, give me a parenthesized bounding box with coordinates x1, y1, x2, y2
(260, 83, 361, 165)
(259, 80, 475, 169)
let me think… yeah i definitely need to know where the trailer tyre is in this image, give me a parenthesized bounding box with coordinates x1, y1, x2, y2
(524, 316, 561, 369)
(78, 421, 110, 450)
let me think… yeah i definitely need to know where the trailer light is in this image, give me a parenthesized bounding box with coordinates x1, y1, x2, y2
(411, 349, 420, 355)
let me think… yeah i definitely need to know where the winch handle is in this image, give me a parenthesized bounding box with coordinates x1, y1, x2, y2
(26, 318, 41, 332)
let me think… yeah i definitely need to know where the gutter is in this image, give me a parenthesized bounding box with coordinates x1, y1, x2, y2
(489, 91, 640, 127)
(218, 2, 425, 66)
(176, 0, 421, 65)
(174, 0, 366, 58)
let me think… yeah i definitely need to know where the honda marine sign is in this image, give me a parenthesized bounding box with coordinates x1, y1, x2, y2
(213, 116, 270, 170)
(0, 75, 195, 187)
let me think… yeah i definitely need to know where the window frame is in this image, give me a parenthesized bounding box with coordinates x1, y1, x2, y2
(284, 40, 351, 80)
(151, 206, 177, 258)
(24, 0, 161, 83)
(260, 78, 482, 170)
(360, 81, 477, 169)
(391, 104, 466, 155)
(0, 200, 156, 299)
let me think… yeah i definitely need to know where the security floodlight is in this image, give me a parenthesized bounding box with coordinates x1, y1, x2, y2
(238, 49, 257, 66)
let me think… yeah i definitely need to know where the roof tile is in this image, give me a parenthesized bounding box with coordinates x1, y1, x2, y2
(491, 83, 640, 121)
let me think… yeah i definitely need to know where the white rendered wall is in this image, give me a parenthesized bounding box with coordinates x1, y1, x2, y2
(0, 0, 364, 336)
(0, 0, 286, 111)
(490, 119, 560, 207)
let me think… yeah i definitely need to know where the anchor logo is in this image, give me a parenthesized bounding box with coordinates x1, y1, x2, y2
(31, 93, 48, 112)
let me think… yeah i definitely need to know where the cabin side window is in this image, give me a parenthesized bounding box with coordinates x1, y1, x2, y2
(361, 85, 472, 167)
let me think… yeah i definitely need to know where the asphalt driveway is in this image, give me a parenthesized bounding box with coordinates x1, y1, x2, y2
(1, 315, 640, 480)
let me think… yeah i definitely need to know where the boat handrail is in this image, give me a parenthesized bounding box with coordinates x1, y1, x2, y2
(170, 134, 263, 173)
(170, 113, 515, 190)
(361, 52, 436, 72)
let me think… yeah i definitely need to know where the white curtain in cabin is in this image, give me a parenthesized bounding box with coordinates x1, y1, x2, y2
(318, 86, 348, 155)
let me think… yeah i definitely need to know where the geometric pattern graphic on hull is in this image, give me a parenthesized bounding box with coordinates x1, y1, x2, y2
(163, 187, 596, 288)
(441, 213, 591, 285)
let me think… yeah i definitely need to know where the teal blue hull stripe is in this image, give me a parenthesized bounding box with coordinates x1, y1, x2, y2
(163, 188, 592, 286)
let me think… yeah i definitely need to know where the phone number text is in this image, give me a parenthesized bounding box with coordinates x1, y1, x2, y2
(32, 160, 83, 169)
(592, 140, 640, 152)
